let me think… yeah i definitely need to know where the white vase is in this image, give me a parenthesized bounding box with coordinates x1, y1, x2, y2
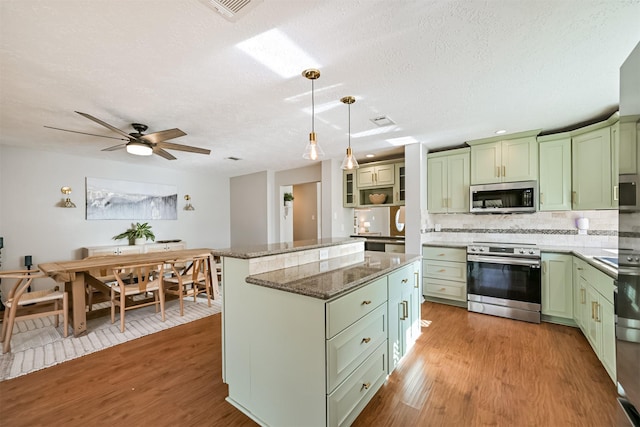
(134, 238, 146, 245)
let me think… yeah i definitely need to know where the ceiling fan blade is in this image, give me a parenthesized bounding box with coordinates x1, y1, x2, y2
(44, 125, 128, 141)
(101, 143, 127, 152)
(153, 147, 177, 160)
(142, 128, 186, 144)
(75, 111, 141, 141)
(157, 141, 211, 155)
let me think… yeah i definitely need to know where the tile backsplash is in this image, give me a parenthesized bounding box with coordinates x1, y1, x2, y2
(421, 210, 618, 248)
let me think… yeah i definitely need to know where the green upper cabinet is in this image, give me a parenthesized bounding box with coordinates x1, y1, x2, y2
(468, 131, 540, 185)
(427, 147, 470, 213)
(618, 117, 639, 174)
(538, 135, 572, 211)
(357, 164, 395, 188)
(572, 126, 614, 210)
(395, 163, 406, 205)
(343, 170, 357, 207)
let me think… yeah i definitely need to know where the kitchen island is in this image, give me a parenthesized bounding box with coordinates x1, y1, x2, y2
(213, 238, 422, 427)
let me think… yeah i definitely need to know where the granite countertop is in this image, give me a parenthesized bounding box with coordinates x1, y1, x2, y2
(246, 251, 421, 300)
(212, 237, 363, 259)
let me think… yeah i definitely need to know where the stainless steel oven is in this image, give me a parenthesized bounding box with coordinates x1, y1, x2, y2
(467, 243, 541, 323)
(616, 249, 640, 426)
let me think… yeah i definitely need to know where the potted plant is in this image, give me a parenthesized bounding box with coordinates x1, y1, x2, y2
(284, 192, 294, 207)
(113, 222, 155, 245)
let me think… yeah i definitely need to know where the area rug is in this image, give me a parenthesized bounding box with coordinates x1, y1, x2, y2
(0, 296, 221, 381)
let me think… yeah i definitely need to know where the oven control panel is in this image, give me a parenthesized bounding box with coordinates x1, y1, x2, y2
(467, 243, 540, 258)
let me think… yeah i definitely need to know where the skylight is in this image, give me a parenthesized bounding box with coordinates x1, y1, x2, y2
(386, 136, 419, 146)
(237, 28, 319, 78)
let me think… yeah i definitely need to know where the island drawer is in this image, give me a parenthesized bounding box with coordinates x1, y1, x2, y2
(326, 303, 387, 393)
(326, 276, 387, 339)
(423, 246, 466, 262)
(423, 259, 466, 282)
(327, 341, 387, 427)
(424, 277, 467, 301)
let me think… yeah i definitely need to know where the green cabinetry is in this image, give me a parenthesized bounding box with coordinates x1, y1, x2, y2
(541, 253, 573, 321)
(388, 261, 421, 372)
(427, 147, 470, 213)
(572, 126, 615, 210)
(538, 135, 572, 211)
(467, 131, 539, 185)
(343, 170, 356, 207)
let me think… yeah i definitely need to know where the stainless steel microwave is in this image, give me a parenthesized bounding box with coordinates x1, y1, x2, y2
(619, 174, 640, 212)
(470, 181, 537, 214)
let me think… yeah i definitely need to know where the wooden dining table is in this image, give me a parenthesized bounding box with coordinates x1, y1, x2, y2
(38, 248, 218, 336)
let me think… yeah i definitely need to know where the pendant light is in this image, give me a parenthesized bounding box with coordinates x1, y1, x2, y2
(302, 68, 324, 160)
(340, 96, 359, 170)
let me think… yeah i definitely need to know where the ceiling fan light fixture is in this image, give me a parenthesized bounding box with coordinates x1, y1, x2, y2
(126, 141, 153, 156)
(340, 95, 359, 170)
(302, 68, 324, 161)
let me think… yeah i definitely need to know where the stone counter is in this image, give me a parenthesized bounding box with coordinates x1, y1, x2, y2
(247, 251, 421, 300)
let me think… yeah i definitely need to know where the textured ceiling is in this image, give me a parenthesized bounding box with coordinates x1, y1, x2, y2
(1, 0, 639, 177)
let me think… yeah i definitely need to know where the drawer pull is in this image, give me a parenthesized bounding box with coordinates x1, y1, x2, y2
(362, 337, 371, 344)
(414, 272, 419, 288)
(361, 382, 371, 391)
(362, 300, 372, 305)
(438, 269, 446, 273)
(401, 278, 408, 283)
(440, 287, 446, 292)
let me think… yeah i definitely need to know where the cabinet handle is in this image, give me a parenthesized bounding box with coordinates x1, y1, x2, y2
(438, 269, 446, 273)
(403, 300, 409, 320)
(438, 253, 445, 257)
(542, 261, 547, 274)
(374, 172, 377, 183)
(496, 166, 500, 178)
(572, 191, 577, 204)
(362, 337, 371, 344)
(414, 272, 419, 288)
(591, 301, 596, 320)
(440, 287, 446, 292)
(540, 193, 544, 205)
(362, 300, 372, 305)
(580, 288, 586, 304)
(595, 303, 601, 323)
(361, 382, 371, 391)
(401, 278, 408, 283)
(502, 165, 506, 177)
(396, 191, 399, 201)
(614, 185, 619, 201)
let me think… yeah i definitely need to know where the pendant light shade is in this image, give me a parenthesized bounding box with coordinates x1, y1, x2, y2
(302, 69, 324, 161)
(340, 96, 359, 170)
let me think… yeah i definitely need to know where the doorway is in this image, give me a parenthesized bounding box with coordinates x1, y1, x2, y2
(279, 182, 321, 242)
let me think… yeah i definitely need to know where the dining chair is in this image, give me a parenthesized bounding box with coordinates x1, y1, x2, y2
(84, 258, 117, 311)
(0, 269, 69, 354)
(163, 254, 212, 316)
(110, 262, 166, 332)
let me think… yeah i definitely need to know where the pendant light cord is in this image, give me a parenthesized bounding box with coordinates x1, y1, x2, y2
(348, 102, 351, 149)
(311, 78, 315, 134)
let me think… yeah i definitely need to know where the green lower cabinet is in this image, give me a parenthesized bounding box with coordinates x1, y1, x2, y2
(541, 253, 573, 321)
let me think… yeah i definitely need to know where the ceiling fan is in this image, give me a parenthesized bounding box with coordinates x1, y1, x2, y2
(44, 111, 211, 160)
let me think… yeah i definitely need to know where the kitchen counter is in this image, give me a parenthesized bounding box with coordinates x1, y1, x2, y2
(247, 250, 420, 299)
(212, 237, 362, 259)
(422, 241, 618, 278)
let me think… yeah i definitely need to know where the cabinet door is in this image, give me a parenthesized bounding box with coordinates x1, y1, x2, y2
(539, 138, 572, 211)
(585, 286, 602, 353)
(541, 253, 573, 319)
(87, 246, 120, 256)
(502, 137, 538, 182)
(600, 297, 616, 383)
(375, 164, 395, 186)
(572, 127, 613, 209)
(395, 163, 405, 204)
(357, 166, 376, 188)
(387, 274, 402, 373)
(611, 123, 620, 208)
(572, 259, 586, 329)
(471, 142, 501, 184)
(343, 170, 356, 207)
(117, 245, 144, 255)
(447, 152, 470, 213)
(427, 156, 448, 213)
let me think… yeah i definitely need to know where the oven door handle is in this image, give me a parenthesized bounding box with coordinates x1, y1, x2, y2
(467, 254, 541, 267)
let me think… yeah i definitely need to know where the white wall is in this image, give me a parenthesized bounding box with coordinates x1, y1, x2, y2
(230, 171, 269, 246)
(0, 144, 230, 295)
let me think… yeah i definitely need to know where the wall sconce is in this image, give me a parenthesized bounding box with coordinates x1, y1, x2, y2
(184, 195, 195, 211)
(59, 186, 76, 208)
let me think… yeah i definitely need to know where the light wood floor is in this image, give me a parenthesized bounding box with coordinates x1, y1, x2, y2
(0, 302, 618, 426)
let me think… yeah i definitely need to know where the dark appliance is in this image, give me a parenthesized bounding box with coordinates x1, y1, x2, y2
(619, 174, 640, 212)
(467, 242, 541, 323)
(470, 180, 537, 214)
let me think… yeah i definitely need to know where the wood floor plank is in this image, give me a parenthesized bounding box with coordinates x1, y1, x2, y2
(0, 302, 618, 426)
